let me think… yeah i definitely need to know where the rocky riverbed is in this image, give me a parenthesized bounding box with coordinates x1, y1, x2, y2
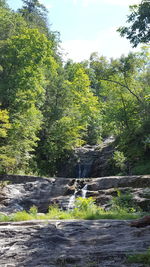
(0, 219, 150, 267)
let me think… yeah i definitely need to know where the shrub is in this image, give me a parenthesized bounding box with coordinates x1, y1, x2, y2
(113, 150, 126, 172)
(75, 197, 96, 211)
(111, 189, 141, 212)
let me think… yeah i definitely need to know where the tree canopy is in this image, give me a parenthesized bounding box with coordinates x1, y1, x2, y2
(118, 0, 150, 47)
(0, 0, 149, 176)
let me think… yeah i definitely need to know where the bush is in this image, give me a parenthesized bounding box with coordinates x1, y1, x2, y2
(111, 189, 141, 213)
(75, 197, 96, 211)
(113, 151, 126, 171)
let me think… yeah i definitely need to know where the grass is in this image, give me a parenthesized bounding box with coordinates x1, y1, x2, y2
(127, 247, 150, 265)
(0, 197, 143, 222)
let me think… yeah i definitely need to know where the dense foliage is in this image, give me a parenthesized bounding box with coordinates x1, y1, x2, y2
(0, 0, 149, 175)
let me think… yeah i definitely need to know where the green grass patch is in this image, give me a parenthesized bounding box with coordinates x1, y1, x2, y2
(0, 197, 143, 222)
(127, 247, 150, 265)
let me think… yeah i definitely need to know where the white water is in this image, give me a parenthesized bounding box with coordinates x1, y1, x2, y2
(68, 194, 76, 209)
(81, 184, 88, 198)
(68, 180, 77, 209)
(68, 182, 88, 209)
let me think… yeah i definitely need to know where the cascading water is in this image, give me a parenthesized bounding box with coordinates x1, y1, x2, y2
(68, 182, 88, 209)
(77, 156, 90, 179)
(81, 184, 88, 198)
(68, 180, 77, 209)
(68, 193, 76, 209)
(74, 145, 100, 178)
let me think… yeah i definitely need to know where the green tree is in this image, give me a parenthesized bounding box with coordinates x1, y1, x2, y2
(0, 109, 14, 174)
(0, 7, 27, 41)
(0, 0, 8, 8)
(35, 63, 101, 176)
(90, 49, 150, 173)
(19, 0, 47, 22)
(19, 0, 49, 36)
(0, 109, 11, 138)
(118, 0, 150, 47)
(18, 0, 60, 61)
(0, 27, 57, 173)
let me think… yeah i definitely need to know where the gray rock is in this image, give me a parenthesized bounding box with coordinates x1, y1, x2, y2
(0, 219, 149, 266)
(0, 175, 150, 213)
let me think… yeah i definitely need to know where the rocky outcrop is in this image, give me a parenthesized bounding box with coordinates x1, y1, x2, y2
(91, 137, 115, 177)
(58, 137, 115, 178)
(0, 175, 150, 213)
(0, 219, 149, 267)
(0, 175, 71, 213)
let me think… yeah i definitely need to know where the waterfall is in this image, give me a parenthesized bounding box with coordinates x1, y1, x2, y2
(68, 180, 77, 209)
(81, 184, 88, 198)
(68, 181, 88, 209)
(68, 193, 76, 209)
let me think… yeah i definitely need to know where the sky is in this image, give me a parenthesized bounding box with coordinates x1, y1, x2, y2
(7, 0, 141, 62)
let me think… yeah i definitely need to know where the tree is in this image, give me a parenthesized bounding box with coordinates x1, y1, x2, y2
(118, 0, 150, 47)
(20, 0, 47, 19)
(88, 49, 150, 173)
(18, 0, 60, 58)
(0, 109, 13, 174)
(0, 7, 27, 41)
(19, 0, 49, 34)
(35, 63, 101, 176)
(0, 109, 10, 138)
(0, 0, 8, 8)
(0, 27, 57, 173)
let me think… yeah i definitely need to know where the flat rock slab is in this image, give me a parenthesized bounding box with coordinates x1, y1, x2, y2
(0, 219, 149, 267)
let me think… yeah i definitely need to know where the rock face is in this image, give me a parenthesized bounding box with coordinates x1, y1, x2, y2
(58, 137, 115, 178)
(0, 219, 149, 267)
(0, 175, 150, 213)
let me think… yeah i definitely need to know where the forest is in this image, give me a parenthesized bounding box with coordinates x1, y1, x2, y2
(0, 0, 150, 176)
